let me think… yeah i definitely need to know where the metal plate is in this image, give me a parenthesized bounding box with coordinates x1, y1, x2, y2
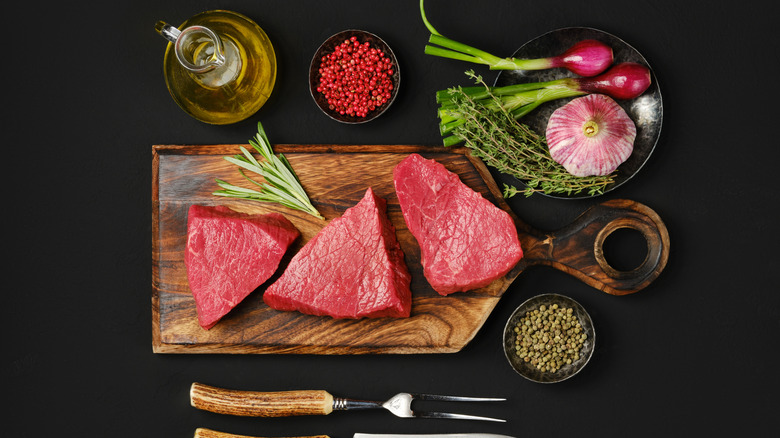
(494, 27, 663, 199)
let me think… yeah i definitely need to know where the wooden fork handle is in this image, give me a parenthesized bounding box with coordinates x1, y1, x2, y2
(194, 428, 330, 438)
(190, 383, 334, 417)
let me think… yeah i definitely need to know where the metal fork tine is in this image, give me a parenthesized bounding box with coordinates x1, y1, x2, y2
(379, 392, 505, 422)
(411, 393, 507, 402)
(415, 411, 506, 422)
(409, 394, 506, 422)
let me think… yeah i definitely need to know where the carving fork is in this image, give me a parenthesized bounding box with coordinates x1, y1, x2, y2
(190, 382, 506, 422)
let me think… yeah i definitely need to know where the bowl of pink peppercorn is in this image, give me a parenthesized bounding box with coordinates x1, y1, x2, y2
(309, 29, 400, 123)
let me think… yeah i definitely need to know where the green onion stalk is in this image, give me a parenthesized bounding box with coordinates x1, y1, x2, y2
(438, 63, 652, 146)
(442, 72, 617, 197)
(420, 0, 613, 76)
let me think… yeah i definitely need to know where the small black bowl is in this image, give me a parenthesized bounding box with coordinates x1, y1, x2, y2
(309, 29, 400, 124)
(503, 293, 595, 383)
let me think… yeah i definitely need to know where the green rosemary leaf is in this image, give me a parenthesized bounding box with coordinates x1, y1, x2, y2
(214, 179, 258, 194)
(213, 123, 324, 219)
(224, 156, 263, 176)
(239, 146, 260, 166)
(235, 170, 264, 189)
(278, 154, 297, 179)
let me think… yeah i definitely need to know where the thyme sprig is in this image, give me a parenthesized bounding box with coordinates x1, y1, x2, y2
(442, 71, 615, 197)
(213, 122, 324, 219)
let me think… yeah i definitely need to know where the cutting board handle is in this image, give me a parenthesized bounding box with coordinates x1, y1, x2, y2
(190, 383, 334, 417)
(521, 199, 669, 295)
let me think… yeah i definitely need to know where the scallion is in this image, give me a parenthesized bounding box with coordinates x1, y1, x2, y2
(420, 0, 613, 76)
(438, 63, 652, 144)
(440, 72, 616, 197)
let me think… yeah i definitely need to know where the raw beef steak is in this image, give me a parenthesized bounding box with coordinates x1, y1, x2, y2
(263, 188, 412, 319)
(185, 205, 300, 329)
(393, 153, 523, 295)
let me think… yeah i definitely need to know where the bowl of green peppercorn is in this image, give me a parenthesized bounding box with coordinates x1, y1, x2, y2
(503, 293, 595, 383)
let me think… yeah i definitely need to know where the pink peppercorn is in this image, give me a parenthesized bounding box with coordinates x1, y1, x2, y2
(317, 37, 394, 118)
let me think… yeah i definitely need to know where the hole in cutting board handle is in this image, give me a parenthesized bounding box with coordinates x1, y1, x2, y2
(594, 217, 659, 280)
(601, 227, 648, 272)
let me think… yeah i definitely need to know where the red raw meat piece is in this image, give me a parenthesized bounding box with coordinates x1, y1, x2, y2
(393, 153, 523, 295)
(185, 205, 300, 329)
(263, 188, 412, 319)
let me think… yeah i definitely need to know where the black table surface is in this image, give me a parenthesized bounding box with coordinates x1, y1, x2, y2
(7, 0, 778, 436)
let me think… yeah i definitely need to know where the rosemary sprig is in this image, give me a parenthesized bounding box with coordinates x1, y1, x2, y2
(213, 122, 324, 219)
(441, 71, 615, 197)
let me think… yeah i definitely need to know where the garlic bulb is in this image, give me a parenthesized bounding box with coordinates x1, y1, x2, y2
(545, 94, 637, 177)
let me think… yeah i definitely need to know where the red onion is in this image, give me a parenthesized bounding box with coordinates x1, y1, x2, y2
(545, 39, 614, 77)
(575, 62, 652, 100)
(421, 1, 614, 77)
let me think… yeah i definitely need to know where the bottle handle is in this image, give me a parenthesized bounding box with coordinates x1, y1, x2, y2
(155, 21, 225, 73)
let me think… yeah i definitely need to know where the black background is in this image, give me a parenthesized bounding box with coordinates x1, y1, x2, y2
(7, 1, 778, 436)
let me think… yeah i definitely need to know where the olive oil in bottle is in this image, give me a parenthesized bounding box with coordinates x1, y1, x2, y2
(156, 10, 277, 125)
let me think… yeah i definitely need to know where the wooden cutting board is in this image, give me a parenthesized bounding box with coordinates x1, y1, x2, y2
(152, 144, 669, 354)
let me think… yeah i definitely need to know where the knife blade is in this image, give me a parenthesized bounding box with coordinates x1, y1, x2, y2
(193, 430, 516, 438)
(355, 434, 516, 438)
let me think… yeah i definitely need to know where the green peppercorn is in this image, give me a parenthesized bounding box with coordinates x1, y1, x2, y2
(513, 301, 587, 373)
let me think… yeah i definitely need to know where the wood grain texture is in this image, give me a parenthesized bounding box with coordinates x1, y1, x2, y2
(194, 428, 328, 438)
(152, 145, 669, 354)
(516, 198, 670, 295)
(190, 383, 333, 417)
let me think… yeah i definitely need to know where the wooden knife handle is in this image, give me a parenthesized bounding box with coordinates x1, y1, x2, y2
(194, 428, 330, 438)
(519, 199, 670, 295)
(190, 383, 334, 417)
